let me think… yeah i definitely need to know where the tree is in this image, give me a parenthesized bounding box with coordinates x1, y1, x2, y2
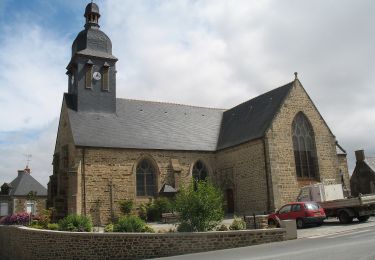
(175, 180, 224, 232)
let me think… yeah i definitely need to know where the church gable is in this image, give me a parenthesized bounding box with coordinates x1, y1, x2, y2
(265, 78, 342, 208)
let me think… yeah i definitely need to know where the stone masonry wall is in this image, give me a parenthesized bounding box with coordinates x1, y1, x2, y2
(78, 147, 216, 225)
(215, 140, 269, 215)
(13, 197, 46, 215)
(0, 225, 286, 260)
(265, 80, 348, 209)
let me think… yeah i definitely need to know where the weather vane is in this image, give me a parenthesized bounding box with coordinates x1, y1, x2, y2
(24, 154, 32, 168)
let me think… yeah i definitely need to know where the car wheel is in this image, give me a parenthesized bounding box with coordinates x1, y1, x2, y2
(358, 216, 370, 222)
(296, 218, 304, 229)
(338, 211, 353, 224)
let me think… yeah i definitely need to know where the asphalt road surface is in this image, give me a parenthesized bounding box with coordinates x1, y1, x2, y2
(156, 217, 375, 260)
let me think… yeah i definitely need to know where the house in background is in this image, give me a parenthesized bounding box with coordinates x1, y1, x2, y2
(0, 167, 47, 217)
(351, 150, 375, 196)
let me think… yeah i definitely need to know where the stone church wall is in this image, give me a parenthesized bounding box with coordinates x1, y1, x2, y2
(266, 81, 345, 209)
(77, 147, 216, 225)
(215, 139, 269, 215)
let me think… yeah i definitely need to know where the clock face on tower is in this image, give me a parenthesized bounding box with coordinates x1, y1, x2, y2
(93, 72, 102, 81)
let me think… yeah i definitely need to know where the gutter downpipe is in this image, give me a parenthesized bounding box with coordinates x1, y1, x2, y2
(82, 148, 86, 216)
(263, 137, 272, 213)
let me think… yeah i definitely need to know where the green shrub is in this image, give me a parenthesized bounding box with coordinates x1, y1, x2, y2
(104, 223, 114, 232)
(37, 208, 54, 228)
(175, 181, 224, 232)
(58, 214, 93, 232)
(47, 223, 59, 230)
(113, 215, 147, 232)
(137, 198, 173, 222)
(29, 220, 43, 229)
(119, 199, 134, 215)
(216, 224, 229, 231)
(229, 217, 246, 230)
(142, 225, 155, 233)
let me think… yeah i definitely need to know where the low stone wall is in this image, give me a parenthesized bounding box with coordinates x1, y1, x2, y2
(0, 225, 286, 260)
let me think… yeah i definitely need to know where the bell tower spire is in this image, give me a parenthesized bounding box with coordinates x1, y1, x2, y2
(84, 2, 100, 29)
(66, 2, 118, 114)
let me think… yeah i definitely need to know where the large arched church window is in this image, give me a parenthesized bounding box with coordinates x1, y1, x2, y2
(292, 112, 319, 179)
(136, 159, 157, 196)
(192, 160, 208, 181)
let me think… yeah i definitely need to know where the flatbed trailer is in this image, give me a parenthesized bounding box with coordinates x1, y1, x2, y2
(319, 194, 375, 224)
(298, 183, 375, 224)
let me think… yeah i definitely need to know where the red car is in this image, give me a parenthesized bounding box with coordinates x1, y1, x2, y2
(268, 202, 326, 228)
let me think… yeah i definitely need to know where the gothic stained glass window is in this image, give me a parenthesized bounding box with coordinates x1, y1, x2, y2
(292, 112, 319, 178)
(136, 159, 156, 196)
(192, 160, 208, 181)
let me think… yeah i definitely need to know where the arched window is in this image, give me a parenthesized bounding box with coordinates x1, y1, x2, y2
(136, 159, 156, 196)
(292, 112, 318, 178)
(192, 160, 208, 181)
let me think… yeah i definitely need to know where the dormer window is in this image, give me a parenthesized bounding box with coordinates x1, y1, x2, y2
(102, 62, 110, 91)
(85, 60, 94, 89)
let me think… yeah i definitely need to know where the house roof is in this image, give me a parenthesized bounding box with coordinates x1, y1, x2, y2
(365, 157, 375, 172)
(9, 171, 47, 197)
(217, 82, 293, 150)
(65, 81, 294, 151)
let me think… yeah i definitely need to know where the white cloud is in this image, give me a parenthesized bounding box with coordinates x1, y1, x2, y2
(0, 0, 374, 186)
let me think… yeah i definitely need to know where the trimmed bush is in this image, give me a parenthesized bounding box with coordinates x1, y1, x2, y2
(147, 197, 173, 222)
(119, 199, 134, 215)
(58, 214, 93, 232)
(229, 217, 246, 230)
(175, 180, 224, 232)
(113, 215, 153, 233)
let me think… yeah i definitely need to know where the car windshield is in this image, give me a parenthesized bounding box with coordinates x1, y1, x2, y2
(305, 203, 319, 210)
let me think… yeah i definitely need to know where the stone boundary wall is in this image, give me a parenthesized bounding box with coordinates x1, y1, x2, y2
(245, 215, 269, 229)
(0, 225, 286, 260)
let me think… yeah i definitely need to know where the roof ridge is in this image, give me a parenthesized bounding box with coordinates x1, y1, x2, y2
(117, 97, 226, 111)
(227, 81, 294, 110)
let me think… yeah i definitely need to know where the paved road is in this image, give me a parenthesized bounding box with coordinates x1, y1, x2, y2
(156, 217, 375, 260)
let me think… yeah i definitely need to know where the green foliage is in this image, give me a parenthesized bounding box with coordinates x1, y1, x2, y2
(36, 208, 54, 228)
(216, 224, 229, 231)
(137, 197, 174, 222)
(142, 225, 155, 233)
(29, 220, 43, 229)
(147, 197, 173, 222)
(104, 223, 114, 232)
(113, 215, 148, 232)
(229, 217, 246, 230)
(47, 223, 59, 230)
(175, 180, 224, 232)
(119, 199, 134, 215)
(58, 214, 93, 232)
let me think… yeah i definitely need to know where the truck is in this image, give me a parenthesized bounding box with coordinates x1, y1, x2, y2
(297, 182, 375, 224)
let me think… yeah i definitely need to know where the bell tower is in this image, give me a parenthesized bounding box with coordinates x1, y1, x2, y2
(66, 2, 118, 113)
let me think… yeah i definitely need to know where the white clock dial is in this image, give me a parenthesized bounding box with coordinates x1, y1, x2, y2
(93, 72, 102, 80)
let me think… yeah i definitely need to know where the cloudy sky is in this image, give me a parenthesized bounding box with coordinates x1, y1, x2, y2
(0, 0, 374, 186)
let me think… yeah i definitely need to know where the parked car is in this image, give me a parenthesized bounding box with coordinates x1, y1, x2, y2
(268, 202, 326, 228)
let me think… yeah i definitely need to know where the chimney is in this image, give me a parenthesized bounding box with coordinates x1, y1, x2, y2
(24, 166, 31, 174)
(18, 170, 25, 176)
(355, 150, 365, 162)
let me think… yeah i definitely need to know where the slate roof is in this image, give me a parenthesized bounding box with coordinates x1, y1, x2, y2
(217, 82, 293, 150)
(365, 157, 375, 172)
(65, 81, 294, 151)
(66, 95, 225, 151)
(9, 171, 47, 197)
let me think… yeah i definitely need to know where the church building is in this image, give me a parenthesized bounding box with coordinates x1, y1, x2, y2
(48, 3, 350, 225)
